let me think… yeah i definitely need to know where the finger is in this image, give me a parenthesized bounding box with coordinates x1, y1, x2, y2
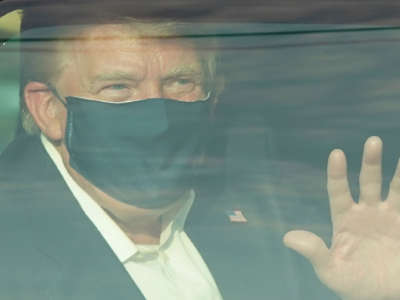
(327, 149, 354, 220)
(359, 136, 383, 205)
(386, 158, 400, 210)
(283, 230, 329, 269)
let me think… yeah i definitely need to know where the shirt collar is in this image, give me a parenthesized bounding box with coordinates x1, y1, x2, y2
(40, 134, 194, 263)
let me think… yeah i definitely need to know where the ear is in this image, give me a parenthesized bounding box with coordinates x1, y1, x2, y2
(24, 81, 66, 141)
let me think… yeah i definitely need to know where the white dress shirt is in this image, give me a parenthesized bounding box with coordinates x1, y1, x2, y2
(41, 135, 223, 300)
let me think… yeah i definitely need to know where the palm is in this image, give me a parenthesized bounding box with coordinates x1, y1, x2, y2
(284, 137, 400, 300)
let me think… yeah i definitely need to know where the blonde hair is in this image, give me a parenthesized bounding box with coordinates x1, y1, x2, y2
(20, 18, 222, 134)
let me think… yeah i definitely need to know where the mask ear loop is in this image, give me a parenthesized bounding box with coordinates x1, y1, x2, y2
(200, 91, 211, 101)
(47, 82, 75, 146)
(47, 82, 67, 107)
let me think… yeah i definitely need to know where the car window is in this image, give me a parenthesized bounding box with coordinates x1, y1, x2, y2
(1, 4, 400, 300)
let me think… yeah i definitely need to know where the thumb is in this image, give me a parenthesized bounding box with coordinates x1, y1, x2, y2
(283, 230, 329, 269)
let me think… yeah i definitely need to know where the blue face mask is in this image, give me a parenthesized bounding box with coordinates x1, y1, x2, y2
(61, 95, 211, 209)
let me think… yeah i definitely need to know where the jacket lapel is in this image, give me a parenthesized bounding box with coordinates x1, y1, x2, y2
(0, 135, 144, 299)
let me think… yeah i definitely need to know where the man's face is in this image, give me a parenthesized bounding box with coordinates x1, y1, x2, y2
(34, 24, 209, 218)
(56, 24, 206, 106)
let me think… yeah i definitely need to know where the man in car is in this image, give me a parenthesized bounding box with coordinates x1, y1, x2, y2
(1, 13, 230, 299)
(1, 2, 400, 300)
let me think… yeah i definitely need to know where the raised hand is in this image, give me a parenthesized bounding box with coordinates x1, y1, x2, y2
(284, 136, 400, 300)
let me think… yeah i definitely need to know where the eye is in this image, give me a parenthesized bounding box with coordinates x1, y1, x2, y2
(98, 83, 133, 102)
(105, 84, 129, 90)
(176, 78, 194, 85)
(162, 75, 206, 101)
(164, 77, 196, 92)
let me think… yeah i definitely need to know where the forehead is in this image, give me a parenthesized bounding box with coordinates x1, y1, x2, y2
(69, 24, 201, 67)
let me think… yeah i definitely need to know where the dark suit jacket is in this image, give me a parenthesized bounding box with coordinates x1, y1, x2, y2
(0, 134, 339, 299)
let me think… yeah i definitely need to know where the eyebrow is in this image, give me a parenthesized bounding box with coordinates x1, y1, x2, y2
(163, 65, 203, 79)
(89, 65, 203, 89)
(90, 71, 141, 84)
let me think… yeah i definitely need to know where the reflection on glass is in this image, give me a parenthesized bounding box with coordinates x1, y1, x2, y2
(1, 10, 400, 300)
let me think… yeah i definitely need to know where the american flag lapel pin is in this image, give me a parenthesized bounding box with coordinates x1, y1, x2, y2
(227, 210, 248, 223)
